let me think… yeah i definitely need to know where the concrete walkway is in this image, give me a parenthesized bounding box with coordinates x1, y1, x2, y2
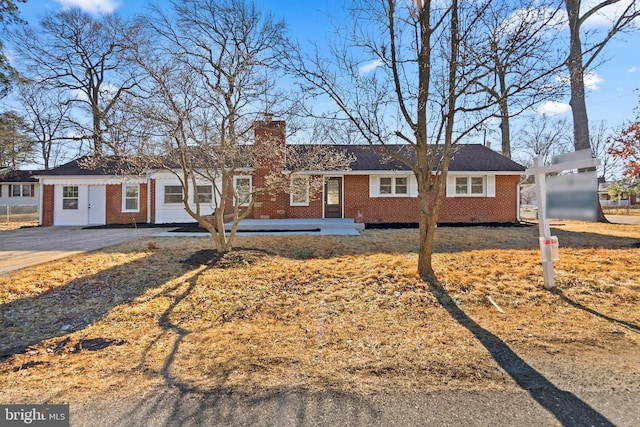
(0, 226, 170, 276)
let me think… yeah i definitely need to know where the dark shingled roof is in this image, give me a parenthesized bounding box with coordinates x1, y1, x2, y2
(36, 144, 525, 176)
(0, 169, 41, 183)
(34, 156, 146, 176)
(324, 144, 525, 172)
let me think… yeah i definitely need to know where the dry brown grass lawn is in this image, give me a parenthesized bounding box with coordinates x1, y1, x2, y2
(0, 221, 639, 403)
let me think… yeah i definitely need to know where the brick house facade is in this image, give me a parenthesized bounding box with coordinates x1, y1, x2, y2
(35, 118, 525, 226)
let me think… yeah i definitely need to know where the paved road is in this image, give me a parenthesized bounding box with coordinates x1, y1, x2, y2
(72, 388, 639, 427)
(0, 226, 172, 276)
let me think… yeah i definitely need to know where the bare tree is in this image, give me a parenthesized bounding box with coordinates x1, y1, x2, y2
(563, 0, 639, 221)
(120, 0, 351, 252)
(287, 0, 507, 282)
(10, 8, 140, 155)
(469, 0, 565, 158)
(515, 114, 572, 167)
(16, 81, 73, 169)
(564, 0, 639, 150)
(589, 119, 619, 180)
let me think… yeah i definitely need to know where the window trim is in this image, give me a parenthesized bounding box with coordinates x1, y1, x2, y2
(194, 185, 213, 204)
(290, 175, 310, 206)
(10, 184, 34, 198)
(122, 183, 140, 212)
(62, 185, 79, 210)
(233, 176, 252, 206)
(447, 175, 494, 197)
(376, 176, 411, 197)
(163, 185, 183, 204)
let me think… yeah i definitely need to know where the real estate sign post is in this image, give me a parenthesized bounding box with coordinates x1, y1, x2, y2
(526, 150, 600, 289)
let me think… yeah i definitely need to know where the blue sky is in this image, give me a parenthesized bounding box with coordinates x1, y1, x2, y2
(10, 0, 640, 136)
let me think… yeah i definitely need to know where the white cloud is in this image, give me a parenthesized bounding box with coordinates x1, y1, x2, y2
(56, 0, 119, 15)
(537, 101, 571, 116)
(358, 59, 385, 75)
(629, 66, 640, 73)
(580, 0, 638, 29)
(583, 72, 603, 90)
(555, 72, 603, 90)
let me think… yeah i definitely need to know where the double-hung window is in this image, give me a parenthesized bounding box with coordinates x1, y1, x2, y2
(62, 186, 79, 210)
(123, 184, 140, 211)
(379, 176, 409, 196)
(290, 176, 309, 206)
(195, 185, 213, 203)
(455, 176, 485, 196)
(11, 184, 34, 198)
(164, 185, 183, 204)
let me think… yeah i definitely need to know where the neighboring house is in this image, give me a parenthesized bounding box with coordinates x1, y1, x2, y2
(0, 168, 40, 213)
(35, 118, 526, 226)
(598, 178, 638, 207)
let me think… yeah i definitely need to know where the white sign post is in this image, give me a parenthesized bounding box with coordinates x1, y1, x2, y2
(526, 149, 600, 289)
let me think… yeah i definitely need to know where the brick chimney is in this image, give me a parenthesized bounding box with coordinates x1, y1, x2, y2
(252, 114, 287, 219)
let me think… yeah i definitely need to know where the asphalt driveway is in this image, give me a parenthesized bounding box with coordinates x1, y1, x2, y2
(0, 226, 172, 276)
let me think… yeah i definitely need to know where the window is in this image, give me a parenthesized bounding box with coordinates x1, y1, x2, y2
(62, 186, 79, 210)
(454, 176, 485, 196)
(10, 184, 33, 198)
(378, 176, 410, 196)
(234, 176, 251, 205)
(290, 176, 309, 206)
(164, 185, 183, 204)
(194, 185, 213, 203)
(123, 184, 139, 211)
(471, 177, 484, 194)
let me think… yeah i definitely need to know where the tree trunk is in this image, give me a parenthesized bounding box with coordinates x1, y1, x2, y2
(499, 98, 511, 158)
(417, 191, 437, 284)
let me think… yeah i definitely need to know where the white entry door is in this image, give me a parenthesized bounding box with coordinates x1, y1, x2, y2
(88, 185, 106, 225)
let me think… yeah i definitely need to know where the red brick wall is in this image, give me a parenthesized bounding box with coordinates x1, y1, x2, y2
(252, 118, 288, 219)
(439, 175, 520, 223)
(343, 175, 519, 223)
(41, 184, 54, 226)
(105, 183, 148, 225)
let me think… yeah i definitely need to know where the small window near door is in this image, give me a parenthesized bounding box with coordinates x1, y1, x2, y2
(164, 185, 183, 204)
(234, 176, 251, 206)
(123, 184, 139, 211)
(290, 176, 309, 206)
(62, 186, 79, 210)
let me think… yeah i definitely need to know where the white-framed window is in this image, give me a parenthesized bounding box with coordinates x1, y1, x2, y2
(233, 176, 252, 206)
(164, 185, 183, 204)
(447, 175, 495, 197)
(123, 184, 140, 212)
(10, 184, 34, 198)
(455, 176, 485, 196)
(62, 186, 79, 210)
(378, 176, 409, 196)
(194, 185, 213, 203)
(290, 176, 309, 206)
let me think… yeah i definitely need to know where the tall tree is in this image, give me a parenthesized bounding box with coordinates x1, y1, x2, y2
(120, 0, 350, 252)
(0, 110, 34, 168)
(287, 0, 507, 282)
(16, 80, 72, 169)
(469, 0, 565, 158)
(564, 0, 640, 151)
(11, 8, 139, 155)
(0, 0, 26, 97)
(563, 0, 639, 221)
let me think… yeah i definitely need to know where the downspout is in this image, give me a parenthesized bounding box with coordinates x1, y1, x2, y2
(147, 172, 152, 224)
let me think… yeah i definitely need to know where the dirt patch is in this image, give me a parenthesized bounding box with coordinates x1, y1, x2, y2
(181, 248, 269, 268)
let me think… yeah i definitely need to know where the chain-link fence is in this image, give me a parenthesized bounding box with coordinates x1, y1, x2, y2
(0, 205, 39, 229)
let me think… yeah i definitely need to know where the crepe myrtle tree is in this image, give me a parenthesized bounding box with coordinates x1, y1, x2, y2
(104, 0, 353, 252)
(286, 0, 509, 282)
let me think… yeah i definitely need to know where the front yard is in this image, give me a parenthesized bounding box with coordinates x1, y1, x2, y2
(0, 221, 638, 403)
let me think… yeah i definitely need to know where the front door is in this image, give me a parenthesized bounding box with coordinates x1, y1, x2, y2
(88, 185, 106, 225)
(324, 177, 342, 218)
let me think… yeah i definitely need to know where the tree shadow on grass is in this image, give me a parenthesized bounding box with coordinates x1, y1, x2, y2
(0, 249, 189, 359)
(551, 289, 640, 333)
(428, 281, 615, 427)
